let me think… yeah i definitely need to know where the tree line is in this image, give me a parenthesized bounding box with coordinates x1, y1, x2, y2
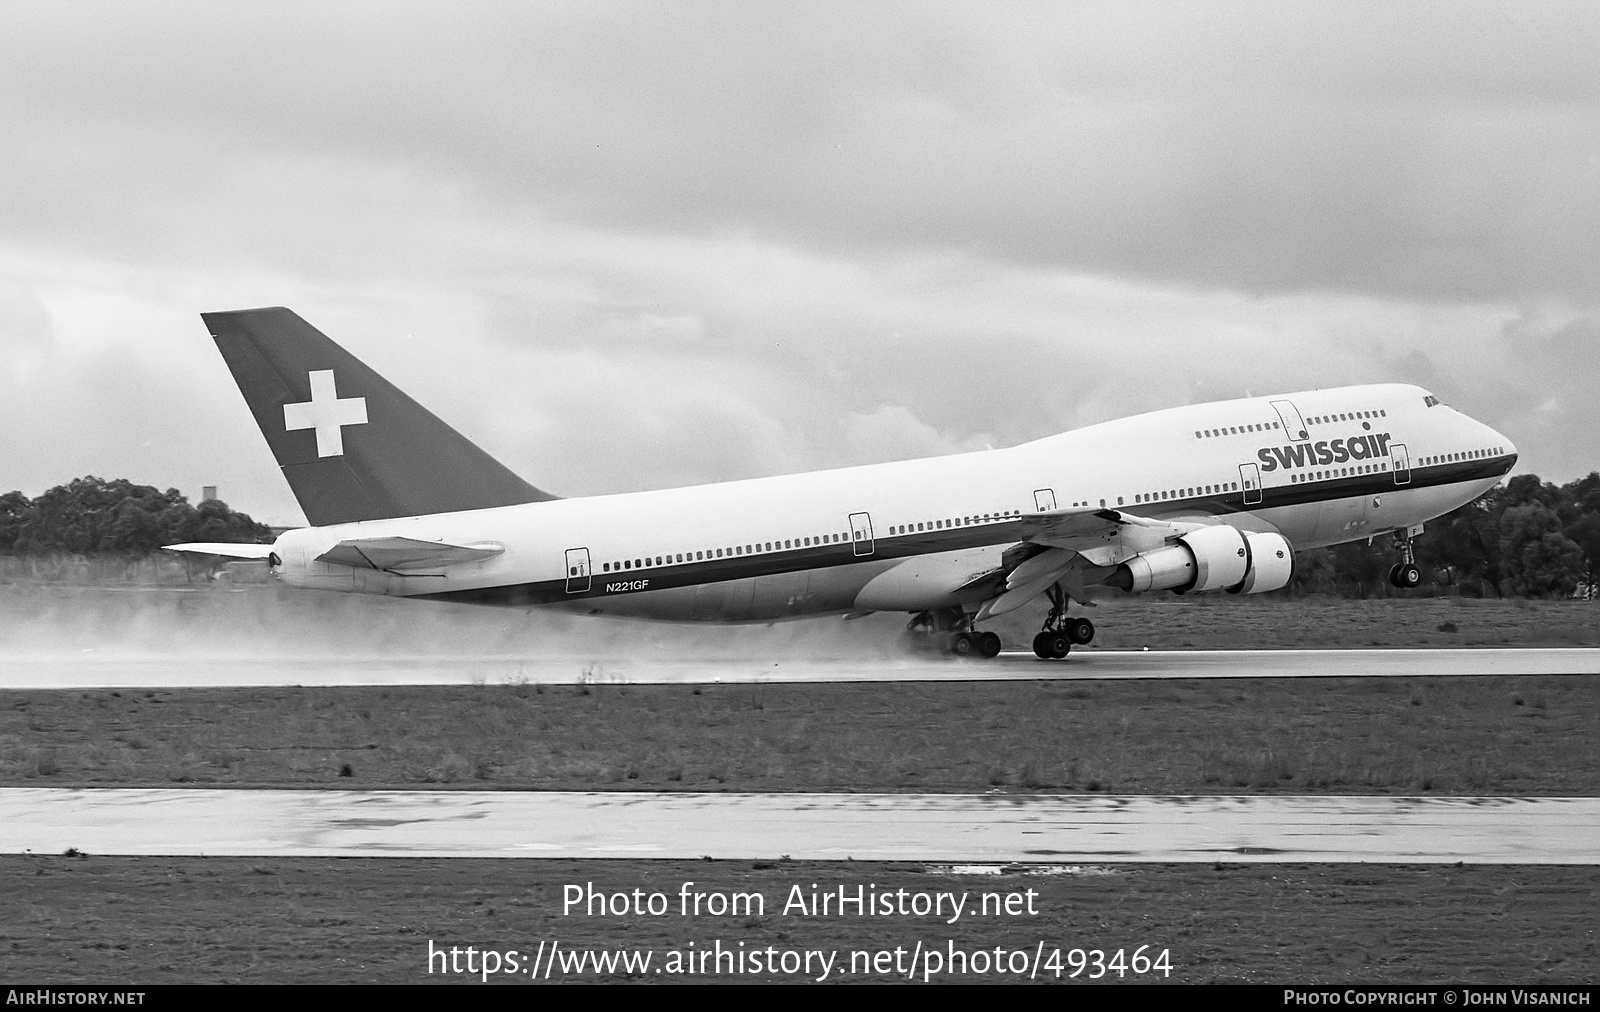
(0, 476, 272, 557)
(1, 472, 1596, 599)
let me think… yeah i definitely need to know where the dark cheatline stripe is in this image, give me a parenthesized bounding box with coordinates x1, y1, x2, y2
(1137, 452, 1513, 518)
(420, 452, 1516, 608)
(419, 516, 1028, 608)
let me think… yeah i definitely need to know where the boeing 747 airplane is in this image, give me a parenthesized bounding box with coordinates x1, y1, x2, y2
(169, 308, 1517, 659)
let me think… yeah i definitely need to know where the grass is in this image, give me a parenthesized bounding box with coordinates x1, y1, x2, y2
(2, 674, 1595, 795)
(1, 857, 1593, 983)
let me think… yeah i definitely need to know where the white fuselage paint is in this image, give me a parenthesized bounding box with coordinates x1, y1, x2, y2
(269, 383, 1515, 622)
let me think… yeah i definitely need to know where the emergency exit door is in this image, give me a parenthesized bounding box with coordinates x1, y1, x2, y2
(1390, 443, 1411, 485)
(1271, 399, 1309, 441)
(564, 548, 591, 593)
(1239, 463, 1263, 505)
(848, 512, 875, 557)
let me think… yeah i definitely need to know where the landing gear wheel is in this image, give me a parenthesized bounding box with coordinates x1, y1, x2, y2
(1033, 583, 1082, 659)
(1388, 530, 1424, 590)
(1068, 617, 1095, 645)
(977, 631, 1002, 658)
(1046, 633, 1072, 659)
(1032, 632, 1054, 659)
(950, 632, 975, 656)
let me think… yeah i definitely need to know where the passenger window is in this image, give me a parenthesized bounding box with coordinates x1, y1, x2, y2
(602, 563, 610, 572)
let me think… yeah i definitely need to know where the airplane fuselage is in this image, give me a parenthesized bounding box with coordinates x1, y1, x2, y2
(266, 382, 1516, 622)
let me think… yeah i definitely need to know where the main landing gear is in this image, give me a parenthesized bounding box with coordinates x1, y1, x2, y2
(1387, 529, 1423, 589)
(1033, 583, 1094, 660)
(905, 607, 1002, 659)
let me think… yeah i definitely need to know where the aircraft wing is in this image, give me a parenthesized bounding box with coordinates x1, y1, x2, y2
(163, 543, 276, 560)
(315, 536, 504, 572)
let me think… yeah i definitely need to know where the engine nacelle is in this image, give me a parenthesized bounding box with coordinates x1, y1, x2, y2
(1112, 544, 1194, 593)
(1227, 531, 1295, 594)
(1175, 524, 1250, 593)
(1108, 524, 1250, 594)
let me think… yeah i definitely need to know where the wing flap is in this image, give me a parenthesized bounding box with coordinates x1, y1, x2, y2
(315, 536, 503, 572)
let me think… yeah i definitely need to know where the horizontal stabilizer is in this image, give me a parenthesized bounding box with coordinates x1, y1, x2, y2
(315, 536, 504, 572)
(163, 543, 276, 560)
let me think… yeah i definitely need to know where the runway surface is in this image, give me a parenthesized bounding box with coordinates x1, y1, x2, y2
(2, 789, 1595, 863)
(3, 647, 1597, 689)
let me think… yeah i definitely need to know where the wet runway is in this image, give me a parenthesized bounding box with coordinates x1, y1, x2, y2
(2, 647, 1596, 689)
(2, 789, 1594, 863)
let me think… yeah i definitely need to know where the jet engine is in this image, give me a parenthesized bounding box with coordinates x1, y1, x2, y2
(1227, 531, 1294, 594)
(1107, 526, 1293, 595)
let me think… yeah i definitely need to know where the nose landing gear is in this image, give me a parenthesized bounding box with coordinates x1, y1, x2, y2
(1387, 528, 1424, 589)
(1032, 584, 1094, 659)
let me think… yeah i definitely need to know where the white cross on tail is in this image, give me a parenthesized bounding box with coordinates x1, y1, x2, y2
(282, 370, 368, 457)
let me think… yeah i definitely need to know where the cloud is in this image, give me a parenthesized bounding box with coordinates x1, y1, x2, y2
(6, 4, 1600, 301)
(0, 1, 1596, 528)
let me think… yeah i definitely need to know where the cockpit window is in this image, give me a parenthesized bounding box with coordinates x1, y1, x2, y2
(1423, 394, 1442, 408)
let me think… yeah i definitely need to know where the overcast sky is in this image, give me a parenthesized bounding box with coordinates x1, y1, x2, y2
(2, 1, 1597, 526)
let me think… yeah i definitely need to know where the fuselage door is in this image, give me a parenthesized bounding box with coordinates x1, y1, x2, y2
(849, 512, 875, 557)
(1033, 488, 1057, 512)
(1390, 443, 1411, 485)
(1270, 399, 1309, 441)
(564, 547, 591, 593)
(1239, 462, 1263, 505)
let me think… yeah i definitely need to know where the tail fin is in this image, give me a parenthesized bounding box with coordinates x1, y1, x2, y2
(202, 307, 556, 526)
